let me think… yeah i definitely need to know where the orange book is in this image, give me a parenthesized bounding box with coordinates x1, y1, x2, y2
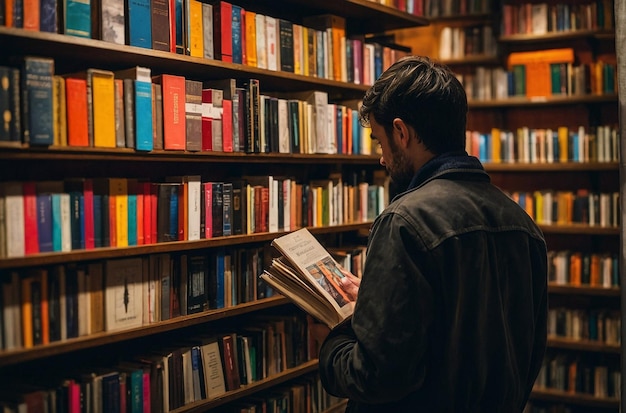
(152, 74, 187, 150)
(590, 254, 601, 286)
(5, 0, 13, 27)
(244, 10, 258, 66)
(507, 48, 574, 98)
(23, 0, 40, 30)
(569, 252, 582, 285)
(109, 178, 128, 247)
(188, 0, 204, 57)
(87, 69, 116, 148)
(21, 275, 34, 348)
(65, 78, 89, 147)
(39, 269, 49, 345)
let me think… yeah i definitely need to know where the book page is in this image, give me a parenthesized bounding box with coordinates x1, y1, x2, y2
(271, 228, 355, 321)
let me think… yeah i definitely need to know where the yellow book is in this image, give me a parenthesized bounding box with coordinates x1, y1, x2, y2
(293, 23, 302, 75)
(557, 126, 568, 162)
(490, 127, 501, 163)
(109, 178, 129, 247)
(302, 26, 309, 76)
(533, 190, 544, 224)
(53, 75, 68, 146)
(188, 0, 204, 58)
(89, 69, 116, 148)
(245, 11, 258, 67)
(316, 186, 323, 227)
(21, 275, 34, 348)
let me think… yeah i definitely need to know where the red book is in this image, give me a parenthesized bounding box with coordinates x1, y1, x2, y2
(213, 1, 233, 62)
(142, 371, 151, 413)
(83, 178, 95, 249)
(152, 74, 186, 150)
(142, 182, 152, 244)
(203, 182, 213, 238)
(68, 380, 81, 413)
(201, 88, 222, 151)
(150, 183, 158, 244)
(23, 181, 39, 254)
(222, 99, 233, 152)
(65, 78, 89, 147)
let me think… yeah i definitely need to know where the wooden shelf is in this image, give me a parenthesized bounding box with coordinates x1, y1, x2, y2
(0, 222, 373, 269)
(484, 162, 619, 172)
(0, 27, 369, 100)
(172, 359, 319, 412)
(469, 93, 618, 108)
(426, 12, 493, 24)
(439, 55, 500, 66)
(538, 224, 619, 236)
(547, 337, 621, 353)
(499, 29, 616, 44)
(548, 284, 621, 297)
(0, 296, 290, 367)
(0, 144, 382, 165)
(530, 388, 619, 408)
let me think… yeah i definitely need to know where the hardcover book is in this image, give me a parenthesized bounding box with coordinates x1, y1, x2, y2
(22, 57, 54, 145)
(261, 228, 355, 328)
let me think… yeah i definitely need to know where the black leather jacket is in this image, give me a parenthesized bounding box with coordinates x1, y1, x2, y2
(319, 152, 548, 413)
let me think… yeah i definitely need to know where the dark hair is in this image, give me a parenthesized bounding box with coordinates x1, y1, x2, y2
(359, 55, 467, 155)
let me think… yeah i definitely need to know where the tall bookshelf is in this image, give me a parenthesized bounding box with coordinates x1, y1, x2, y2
(393, 1, 620, 412)
(0, 1, 427, 411)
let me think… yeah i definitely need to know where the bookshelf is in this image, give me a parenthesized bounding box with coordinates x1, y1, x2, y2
(0, 1, 426, 412)
(391, 0, 620, 411)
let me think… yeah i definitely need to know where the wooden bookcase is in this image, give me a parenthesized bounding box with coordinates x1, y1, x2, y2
(391, 1, 620, 412)
(0, 1, 427, 412)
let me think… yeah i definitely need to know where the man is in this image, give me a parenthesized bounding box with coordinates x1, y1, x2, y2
(318, 56, 548, 412)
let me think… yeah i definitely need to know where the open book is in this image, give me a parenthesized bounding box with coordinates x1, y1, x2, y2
(260, 228, 356, 328)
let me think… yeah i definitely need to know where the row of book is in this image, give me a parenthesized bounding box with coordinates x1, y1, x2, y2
(548, 308, 620, 345)
(535, 354, 620, 399)
(0, 60, 378, 156)
(548, 250, 619, 288)
(213, 374, 344, 413)
(508, 190, 620, 228)
(501, 0, 615, 37)
(0, 246, 280, 350)
(438, 24, 497, 61)
(465, 125, 619, 164)
(0, 173, 388, 258)
(0, 313, 325, 412)
(458, 59, 617, 101)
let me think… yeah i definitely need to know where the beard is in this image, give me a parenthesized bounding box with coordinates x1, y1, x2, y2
(386, 139, 415, 191)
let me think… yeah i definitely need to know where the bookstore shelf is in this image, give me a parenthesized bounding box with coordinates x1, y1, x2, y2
(0, 222, 373, 269)
(0, 27, 374, 99)
(175, 359, 319, 412)
(438, 55, 500, 66)
(530, 388, 619, 409)
(547, 337, 621, 354)
(484, 162, 619, 172)
(499, 29, 616, 44)
(0, 145, 382, 165)
(548, 284, 621, 297)
(468, 94, 618, 108)
(0, 296, 290, 367)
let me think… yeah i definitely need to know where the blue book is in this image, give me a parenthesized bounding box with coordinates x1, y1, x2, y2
(13, 0, 23, 28)
(168, 185, 179, 241)
(215, 253, 225, 309)
(127, 192, 137, 246)
(222, 182, 232, 237)
(64, 0, 91, 37)
(127, 0, 151, 48)
(352, 110, 360, 154)
(51, 193, 63, 251)
(40, 0, 58, 32)
(336, 107, 342, 154)
(175, 0, 184, 53)
(231, 5, 243, 64)
(65, 267, 79, 338)
(22, 57, 54, 145)
(134, 80, 153, 151)
(190, 346, 206, 399)
(36, 193, 54, 252)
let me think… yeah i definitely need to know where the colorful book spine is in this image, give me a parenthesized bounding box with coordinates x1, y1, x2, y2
(64, 0, 91, 37)
(127, 0, 152, 48)
(22, 57, 54, 145)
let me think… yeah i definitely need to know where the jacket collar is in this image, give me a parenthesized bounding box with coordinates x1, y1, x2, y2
(406, 151, 489, 191)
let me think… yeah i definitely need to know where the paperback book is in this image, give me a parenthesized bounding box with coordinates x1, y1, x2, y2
(261, 228, 355, 328)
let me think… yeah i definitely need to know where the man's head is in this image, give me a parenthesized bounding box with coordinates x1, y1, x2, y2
(359, 56, 468, 188)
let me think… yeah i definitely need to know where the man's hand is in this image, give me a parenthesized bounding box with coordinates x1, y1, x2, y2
(340, 270, 361, 301)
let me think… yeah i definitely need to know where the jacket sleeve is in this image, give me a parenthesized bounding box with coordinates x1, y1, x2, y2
(319, 211, 434, 404)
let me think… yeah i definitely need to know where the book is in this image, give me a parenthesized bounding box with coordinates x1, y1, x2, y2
(104, 257, 144, 331)
(21, 57, 54, 145)
(260, 228, 355, 328)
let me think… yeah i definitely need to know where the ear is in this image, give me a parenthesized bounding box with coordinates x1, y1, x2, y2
(392, 118, 412, 148)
